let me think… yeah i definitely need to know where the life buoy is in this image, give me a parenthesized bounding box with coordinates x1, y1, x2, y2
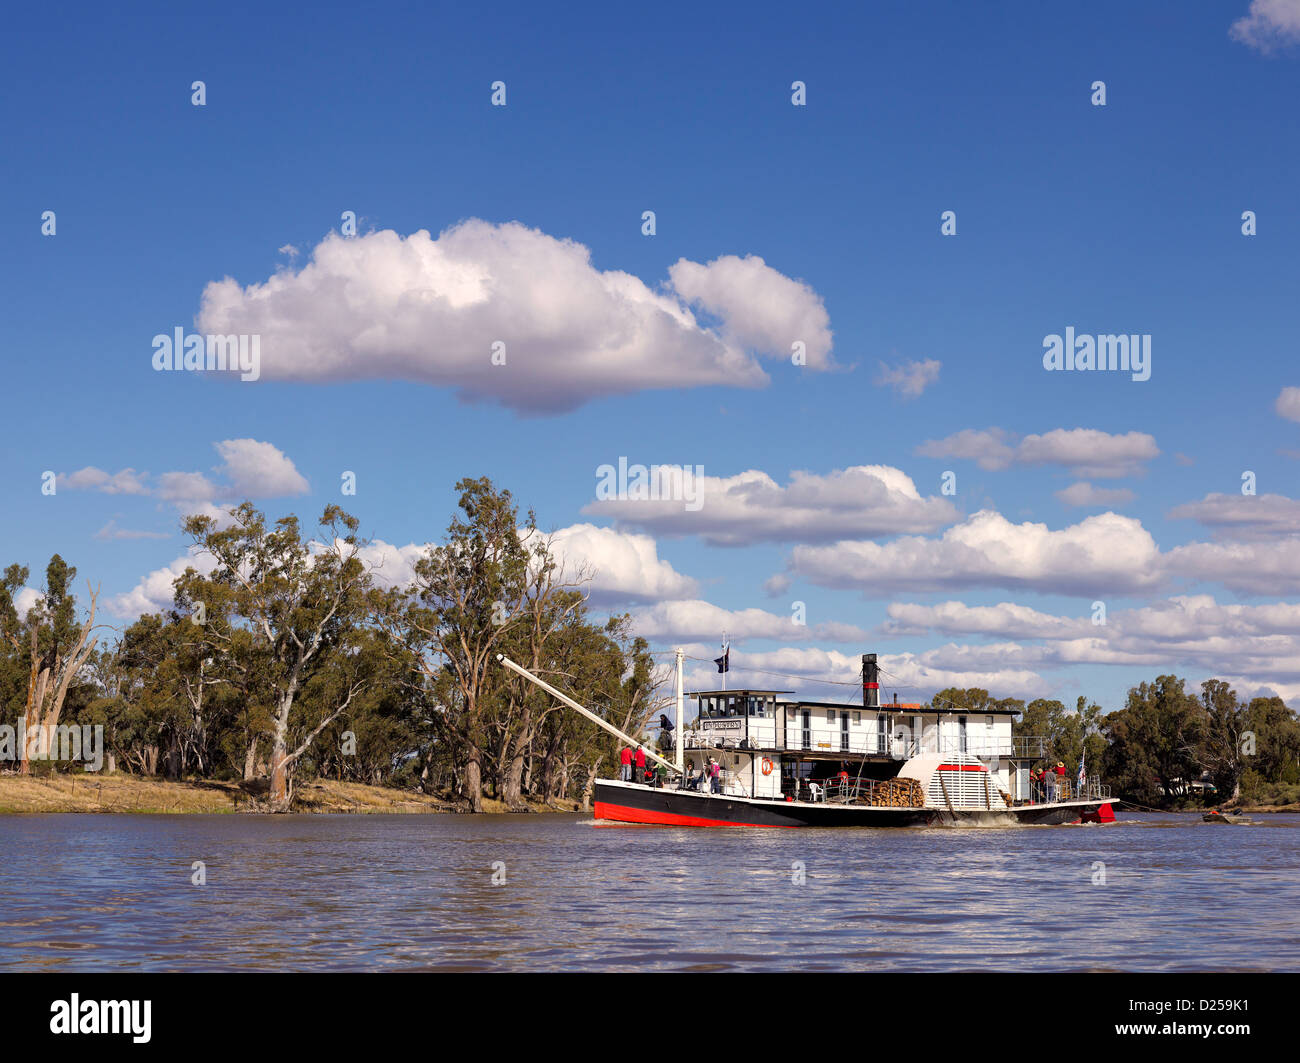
(760, 757, 774, 776)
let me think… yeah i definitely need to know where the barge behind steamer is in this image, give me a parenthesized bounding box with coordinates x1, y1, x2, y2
(499, 652, 1115, 828)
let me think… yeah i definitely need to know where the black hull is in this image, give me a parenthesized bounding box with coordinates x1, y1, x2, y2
(594, 780, 1108, 828)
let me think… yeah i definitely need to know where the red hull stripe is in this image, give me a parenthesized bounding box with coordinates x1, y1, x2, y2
(937, 764, 988, 772)
(594, 801, 797, 829)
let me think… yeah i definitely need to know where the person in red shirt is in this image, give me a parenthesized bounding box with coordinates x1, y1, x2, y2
(634, 745, 647, 784)
(619, 745, 632, 782)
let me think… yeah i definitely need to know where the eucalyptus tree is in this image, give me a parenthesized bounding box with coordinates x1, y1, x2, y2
(9, 556, 101, 773)
(1197, 679, 1250, 801)
(1101, 675, 1202, 803)
(0, 564, 30, 729)
(376, 477, 533, 812)
(491, 530, 595, 808)
(184, 503, 371, 809)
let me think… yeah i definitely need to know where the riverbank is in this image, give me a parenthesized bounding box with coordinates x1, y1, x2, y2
(0, 773, 582, 814)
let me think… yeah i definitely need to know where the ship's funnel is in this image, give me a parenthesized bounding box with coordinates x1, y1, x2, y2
(862, 652, 879, 709)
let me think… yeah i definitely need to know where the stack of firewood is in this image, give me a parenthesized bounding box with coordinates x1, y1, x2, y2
(869, 777, 924, 807)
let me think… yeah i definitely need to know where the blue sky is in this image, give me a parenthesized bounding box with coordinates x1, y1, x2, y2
(4, 1, 1300, 712)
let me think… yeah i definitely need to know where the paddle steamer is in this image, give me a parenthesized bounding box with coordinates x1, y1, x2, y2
(499, 651, 1115, 828)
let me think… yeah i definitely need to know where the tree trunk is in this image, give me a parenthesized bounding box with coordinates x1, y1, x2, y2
(243, 735, 259, 781)
(581, 759, 601, 811)
(464, 746, 483, 812)
(270, 739, 289, 808)
(503, 747, 527, 808)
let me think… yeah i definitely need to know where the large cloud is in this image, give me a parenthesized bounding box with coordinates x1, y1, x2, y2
(197, 222, 833, 414)
(585, 465, 958, 545)
(791, 510, 1163, 596)
(917, 427, 1159, 478)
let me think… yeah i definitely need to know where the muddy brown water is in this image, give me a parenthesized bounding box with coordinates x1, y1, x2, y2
(0, 811, 1296, 971)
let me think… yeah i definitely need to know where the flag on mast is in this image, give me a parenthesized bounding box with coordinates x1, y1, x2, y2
(1077, 749, 1086, 791)
(714, 633, 730, 692)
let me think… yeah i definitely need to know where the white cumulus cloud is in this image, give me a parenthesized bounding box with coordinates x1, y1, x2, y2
(791, 509, 1163, 596)
(585, 465, 958, 545)
(196, 222, 833, 414)
(918, 427, 1159, 478)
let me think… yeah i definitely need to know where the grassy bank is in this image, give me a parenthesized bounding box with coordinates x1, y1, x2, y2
(0, 773, 582, 815)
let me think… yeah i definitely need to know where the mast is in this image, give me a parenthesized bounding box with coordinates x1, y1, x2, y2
(675, 647, 684, 773)
(497, 654, 681, 775)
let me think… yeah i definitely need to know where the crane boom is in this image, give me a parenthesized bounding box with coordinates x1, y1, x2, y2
(496, 654, 682, 775)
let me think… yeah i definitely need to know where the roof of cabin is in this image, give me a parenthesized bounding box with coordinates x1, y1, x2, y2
(689, 689, 793, 697)
(687, 690, 1023, 716)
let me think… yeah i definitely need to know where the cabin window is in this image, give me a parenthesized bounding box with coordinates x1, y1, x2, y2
(853, 711, 861, 725)
(826, 710, 835, 723)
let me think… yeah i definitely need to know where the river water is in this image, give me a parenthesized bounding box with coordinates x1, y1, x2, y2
(0, 811, 1296, 971)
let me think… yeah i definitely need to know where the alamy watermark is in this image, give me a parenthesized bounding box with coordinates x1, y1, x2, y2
(595, 459, 705, 511)
(1042, 327, 1150, 382)
(0, 723, 104, 771)
(152, 327, 261, 381)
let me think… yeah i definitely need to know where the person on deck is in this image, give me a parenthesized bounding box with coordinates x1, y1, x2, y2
(619, 745, 633, 782)
(708, 757, 721, 794)
(1055, 761, 1067, 799)
(634, 745, 647, 784)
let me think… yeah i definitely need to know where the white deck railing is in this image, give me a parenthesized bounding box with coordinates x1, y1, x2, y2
(685, 728, 1047, 760)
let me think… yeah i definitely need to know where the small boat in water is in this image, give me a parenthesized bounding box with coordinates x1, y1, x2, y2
(1202, 810, 1250, 824)
(499, 650, 1117, 829)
